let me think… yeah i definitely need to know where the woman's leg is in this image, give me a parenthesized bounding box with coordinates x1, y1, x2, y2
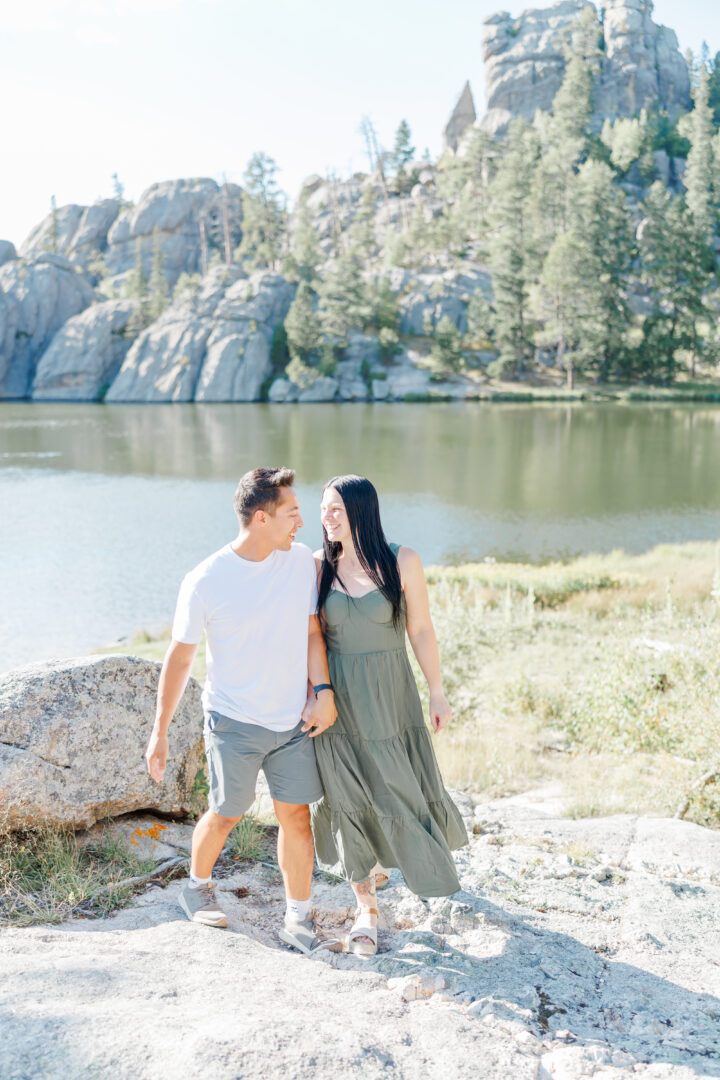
(350, 875, 378, 947)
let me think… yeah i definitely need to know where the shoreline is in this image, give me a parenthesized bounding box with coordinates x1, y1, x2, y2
(4, 382, 720, 407)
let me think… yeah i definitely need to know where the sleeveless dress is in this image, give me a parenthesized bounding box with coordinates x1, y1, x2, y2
(310, 544, 468, 898)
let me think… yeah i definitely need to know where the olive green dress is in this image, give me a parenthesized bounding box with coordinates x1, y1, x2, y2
(311, 545, 467, 898)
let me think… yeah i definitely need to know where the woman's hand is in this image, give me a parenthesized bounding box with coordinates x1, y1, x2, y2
(429, 691, 451, 734)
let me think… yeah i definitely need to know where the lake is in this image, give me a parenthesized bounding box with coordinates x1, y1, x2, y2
(2, 400, 719, 672)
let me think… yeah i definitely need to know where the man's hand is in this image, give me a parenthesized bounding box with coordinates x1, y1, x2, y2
(301, 691, 337, 738)
(145, 729, 169, 782)
(429, 691, 451, 734)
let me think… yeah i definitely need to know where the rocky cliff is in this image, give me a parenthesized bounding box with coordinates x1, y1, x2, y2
(481, 0, 691, 135)
(0, 3, 699, 404)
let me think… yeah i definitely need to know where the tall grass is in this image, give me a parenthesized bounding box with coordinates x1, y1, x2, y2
(101, 542, 720, 827)
(0, 820, 157, 927)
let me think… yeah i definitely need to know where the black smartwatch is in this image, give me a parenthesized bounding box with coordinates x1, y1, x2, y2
(313, 683, 334, 696)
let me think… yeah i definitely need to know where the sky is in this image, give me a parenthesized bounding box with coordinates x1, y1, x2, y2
(1, 0, 719, 248)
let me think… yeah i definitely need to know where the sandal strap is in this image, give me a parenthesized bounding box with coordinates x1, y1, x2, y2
(348, 909, 378, 944)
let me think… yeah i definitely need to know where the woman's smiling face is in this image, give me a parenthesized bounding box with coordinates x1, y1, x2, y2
(320, 487, 350, 544)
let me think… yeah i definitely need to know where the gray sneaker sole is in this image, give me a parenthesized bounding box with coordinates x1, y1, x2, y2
(179, 892, 228, 928)
(278, 925, 340, 956)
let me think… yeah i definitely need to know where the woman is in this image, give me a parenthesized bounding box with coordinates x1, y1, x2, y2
(311, 474, 467, 957)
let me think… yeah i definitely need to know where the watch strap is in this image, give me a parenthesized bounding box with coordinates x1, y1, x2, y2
(313, 683, 334, 695)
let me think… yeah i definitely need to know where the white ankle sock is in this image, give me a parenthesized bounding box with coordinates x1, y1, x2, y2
(190, 873, 212, 889)
(285, 897, 311, 923)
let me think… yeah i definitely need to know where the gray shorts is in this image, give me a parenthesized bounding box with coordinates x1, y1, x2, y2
(203, 710, 323, 817)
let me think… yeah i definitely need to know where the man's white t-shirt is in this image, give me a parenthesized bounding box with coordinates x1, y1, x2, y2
(172, 542, 318, 732)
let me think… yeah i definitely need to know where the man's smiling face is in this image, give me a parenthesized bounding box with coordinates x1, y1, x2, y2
(263, 486, 303, 550)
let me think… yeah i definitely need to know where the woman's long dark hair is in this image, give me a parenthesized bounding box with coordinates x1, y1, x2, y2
(317, 475, 403, 629)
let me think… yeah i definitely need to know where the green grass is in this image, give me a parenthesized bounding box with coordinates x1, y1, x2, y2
(101, 541, 720, 829)
(0, 820, 157, 928)
(225, 814, 267, 862)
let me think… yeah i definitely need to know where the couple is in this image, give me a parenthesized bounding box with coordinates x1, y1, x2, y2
(145, 467, 466, 957)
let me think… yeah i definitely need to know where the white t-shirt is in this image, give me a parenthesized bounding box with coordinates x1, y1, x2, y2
(172, 542, 318, 731)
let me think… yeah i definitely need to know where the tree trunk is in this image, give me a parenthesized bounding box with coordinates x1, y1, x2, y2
(567, 362, 574, 391)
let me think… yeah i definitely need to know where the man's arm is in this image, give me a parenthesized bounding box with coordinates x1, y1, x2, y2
(301, 615, 337, 738)
(145, 639, 198, 781)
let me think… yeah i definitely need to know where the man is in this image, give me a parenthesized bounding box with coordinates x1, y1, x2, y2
(145, 466, 338, 955)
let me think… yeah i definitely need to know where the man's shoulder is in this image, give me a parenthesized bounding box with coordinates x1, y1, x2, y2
(289, 541, 314, 563)
(181, 545, 233, 588)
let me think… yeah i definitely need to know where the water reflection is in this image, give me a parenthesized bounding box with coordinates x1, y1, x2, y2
(1, 401, 719, 670)
(2, 401, 720, 514)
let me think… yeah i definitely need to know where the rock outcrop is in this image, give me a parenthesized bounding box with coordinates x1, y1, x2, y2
(2, 789, 720, 1078)
(0, 655, 204, 828)
(104, 178, 243, 288)
(20, 200, 121, 269)
(480, 0, 691, 136)
(0, 239, 16, 266)
(595, 0, 691, 120)
(32, 300, 138, 401)
(0, 254, 96, 399)
(444, 81, 477, 152)
(106, 267, 293, 402)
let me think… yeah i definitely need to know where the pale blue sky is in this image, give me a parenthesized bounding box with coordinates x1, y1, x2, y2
(1, 0, 718, 247)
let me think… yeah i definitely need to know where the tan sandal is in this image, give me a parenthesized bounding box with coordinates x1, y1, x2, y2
(372, 863, 391, 891)
(345, 907, 378, 957)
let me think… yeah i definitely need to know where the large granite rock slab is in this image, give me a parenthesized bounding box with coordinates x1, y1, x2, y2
(482, 1, 593, 135)
(481, 0, 691, 136)
(104, 178, 243, 288)
(32, 300, 137, 401)
(595, 0, 690, 120)
(107, 269, 293, 402)
(0, 655, 204, 829)
(395, 266, 492, 336)
(0, 254, 96, 399)
(20, 200, 121, 269)
(0, 239, 17, 267)
(3, 789, 720, 1078)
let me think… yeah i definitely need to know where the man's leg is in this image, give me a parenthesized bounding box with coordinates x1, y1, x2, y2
(191, 809, 242, 879)
(273, 800, 314, 908)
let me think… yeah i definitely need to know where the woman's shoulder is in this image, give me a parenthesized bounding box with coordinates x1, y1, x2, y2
(394, 544, 421, 568)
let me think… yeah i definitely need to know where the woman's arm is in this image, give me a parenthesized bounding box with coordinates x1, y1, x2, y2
(399, 547, 451, 733)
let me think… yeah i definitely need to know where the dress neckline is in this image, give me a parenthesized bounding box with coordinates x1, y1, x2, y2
(329, 586, 381, 600)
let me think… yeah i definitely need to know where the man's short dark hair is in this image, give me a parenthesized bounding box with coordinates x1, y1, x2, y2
(233, 467, 296, 525)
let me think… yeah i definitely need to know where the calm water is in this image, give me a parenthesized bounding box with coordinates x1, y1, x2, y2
(2, 401, 719, 671)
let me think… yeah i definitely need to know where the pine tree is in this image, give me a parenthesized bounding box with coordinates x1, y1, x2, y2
(236, 152, 285, 269)
(601, 113, 652, 175)
(530, 7, 601, 256)
(708, 50, 720, 125)
(572, 159, 634, 377)
(347, 184, 378, 262)
(148, 227, 169, 321)
(285, 194, 322, 285)
(111, 173, 125, 203)
(432, 155, 476, 259)
(48, 195, 59, 254)
(317, 254, 372, 355)
(685, 64, 716, 238)
(429, 315, 465, 375)
(531, 230, 590, 387)
(390, 119, 416, 193)
(638, 183, 714, 380)
(487, 120, 540, 375)
(465, 290, 494, 347)
(124, 237, 150, 332)
(284, 281, 321, 361)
